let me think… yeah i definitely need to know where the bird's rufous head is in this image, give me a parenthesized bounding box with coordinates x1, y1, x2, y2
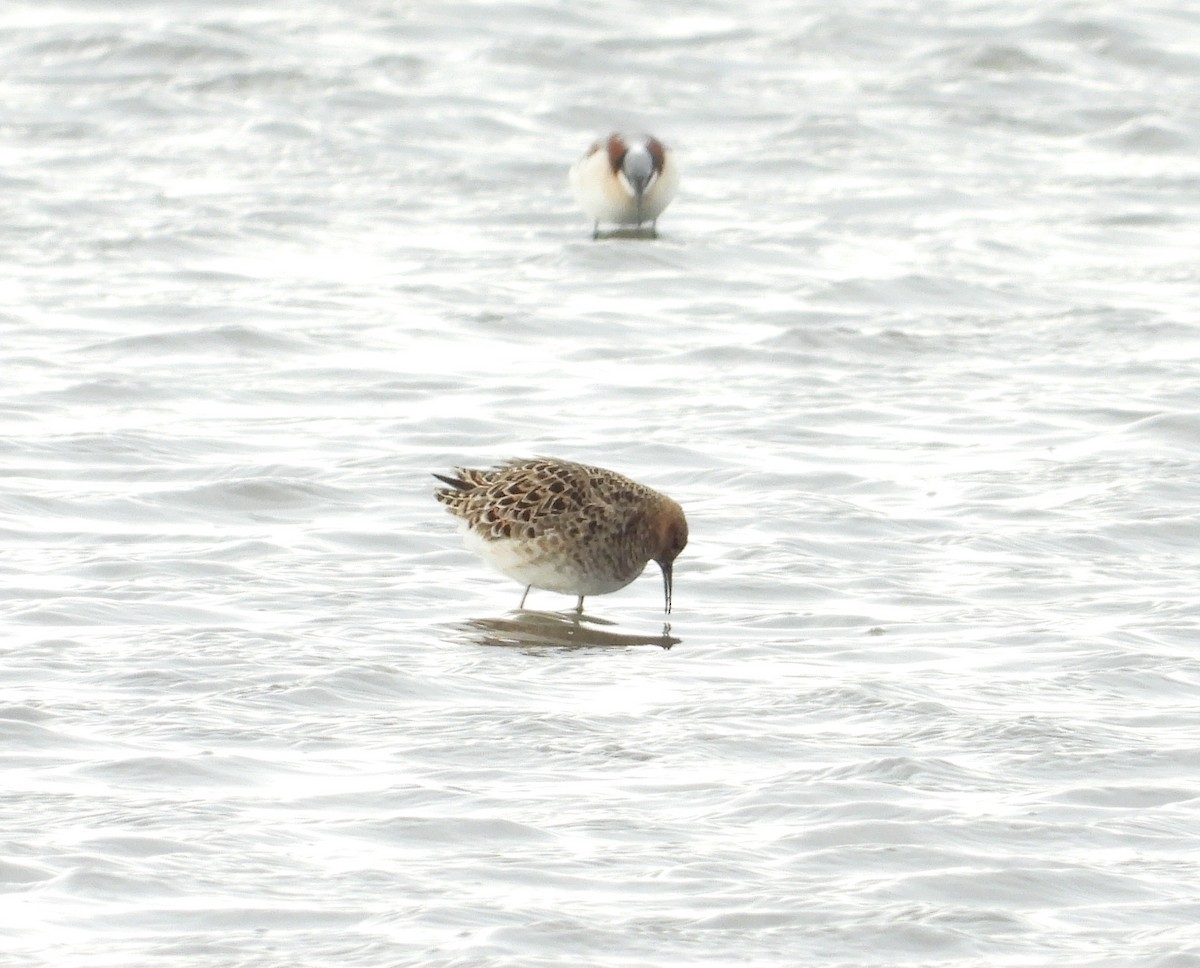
(652, 499, 688, 614)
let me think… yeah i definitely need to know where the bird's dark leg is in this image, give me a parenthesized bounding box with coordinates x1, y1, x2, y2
(574, 595, 585, 613)
(592, 221, 599, 240)
(519, 585, 531, 608)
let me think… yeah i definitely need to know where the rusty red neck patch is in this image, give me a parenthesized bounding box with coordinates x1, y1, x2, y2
(644, 136, 666, 173)
(605, 133, 629, 174)
(593, 133, 667, 176)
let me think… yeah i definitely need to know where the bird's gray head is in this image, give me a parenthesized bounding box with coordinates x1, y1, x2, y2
(621, 143, 658, 202)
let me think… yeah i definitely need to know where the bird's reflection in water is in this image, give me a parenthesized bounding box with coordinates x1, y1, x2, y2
(452, 610, 678, 651)
(593, 226, 660, 241)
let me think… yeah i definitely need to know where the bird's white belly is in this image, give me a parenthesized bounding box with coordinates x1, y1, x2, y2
(569, 151, 677, 225)
(462, 526, 643, 596)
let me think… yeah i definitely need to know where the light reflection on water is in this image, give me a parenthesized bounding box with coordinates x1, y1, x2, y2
(3, 1, 1200, 966)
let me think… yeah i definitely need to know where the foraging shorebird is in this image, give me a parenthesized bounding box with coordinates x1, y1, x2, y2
(569, 133, 679, 238)
(434, 458, 688, 612)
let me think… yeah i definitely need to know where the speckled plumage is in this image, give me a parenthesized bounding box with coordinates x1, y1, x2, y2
(433, 458, 688, 612)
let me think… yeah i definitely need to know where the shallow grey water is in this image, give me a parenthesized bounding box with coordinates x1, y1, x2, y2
(3, 1, 1200, 966)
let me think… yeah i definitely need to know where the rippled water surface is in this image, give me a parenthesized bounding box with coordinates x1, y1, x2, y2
(4, 1, 1200, 965)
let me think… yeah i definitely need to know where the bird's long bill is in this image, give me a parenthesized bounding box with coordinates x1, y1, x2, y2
(660, 560, 673, 614)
